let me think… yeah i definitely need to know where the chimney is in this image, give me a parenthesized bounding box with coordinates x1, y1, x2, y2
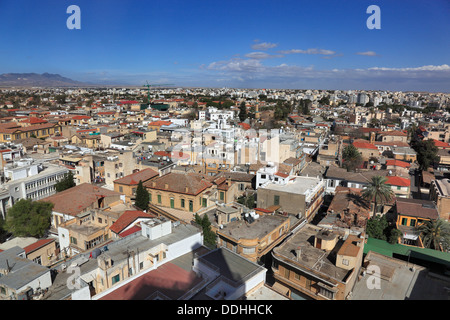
(165, 183, 169, 190)
(295, 247, 302, 261)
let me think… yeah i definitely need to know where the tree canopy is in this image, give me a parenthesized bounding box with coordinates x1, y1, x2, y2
(362, 175, 395, 216)
(55, 171, 76, 192)
(342, 144, 363, 171)
(135, 180, 150, 211)
(194, 213, 216, 247)
(417, 218, 450, 251)
(238, 101, 247, 121)
(5, 199, 54, 238)
(413, 138, 440, 171)
(366, 214, 402, 244)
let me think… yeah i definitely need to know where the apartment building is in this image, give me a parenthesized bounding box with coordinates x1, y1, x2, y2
(0, 122, 62, 143)
(2, 161, 69, 205)
(214, 208, 291, 263)
(103, 150, 136, 188)
(113, 168, 159, 203)
(144, 172, 214, 214)
(395, 198, 439, 247)
(271, 224, 364, 300)
(257, 176, 325, 221)
(429, 179, 450, 221)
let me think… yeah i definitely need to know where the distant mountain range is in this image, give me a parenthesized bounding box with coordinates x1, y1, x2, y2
(0, 73, 90, 87)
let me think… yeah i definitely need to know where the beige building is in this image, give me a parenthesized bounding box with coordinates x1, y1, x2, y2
(113, 168, 159, 203)
(215, 210, 291, 263)
(145, 172, 215, 214)
(257, 176, 325, 222)
(429, 179, 450, 221)
(271, 224, 364, 300)
(104, 151, 136, 188)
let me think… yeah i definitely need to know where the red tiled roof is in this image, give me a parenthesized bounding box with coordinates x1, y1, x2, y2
(114, 168, 159, 186)
(352, 139, 378, 150)
(23, 238, 55, 254)
(274, 171, 289, 178)
(21, 117, 48, 124)
(119, 225, 142, 237)
(238, 123, 251, 130)
(433, 139, 450, 148)
(385, 159, 411, 168)
(72, 115, 91, 120)
(148, 120, 172, 126)
(109, 210, 156, 234)
(385, 176, 410, 187)
(42, 183, 122, 216)
(379, 130, 407, 136)
(144, 172, 213, 196)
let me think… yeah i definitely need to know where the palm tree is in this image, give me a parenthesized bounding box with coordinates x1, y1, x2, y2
(342, 144, 363, 172)
(362, 175, 395, 217)
(416, 218, 450, 251)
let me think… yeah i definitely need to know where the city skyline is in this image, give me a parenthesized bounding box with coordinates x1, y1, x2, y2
(0, 0, 449, 92)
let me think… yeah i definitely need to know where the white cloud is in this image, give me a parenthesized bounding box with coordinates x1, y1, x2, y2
(278, 48, 335, 55)
(368, 64, 450, 71)
(356, 51, 378, 56)
(244, 52, 283, 60)
(251, 42, 278, 50)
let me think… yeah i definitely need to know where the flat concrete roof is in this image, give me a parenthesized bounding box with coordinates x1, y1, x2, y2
(351, 251, 450, 300)
(218, 214, 288, 241)
(259, 176, 322, 195)
(273, 223, 352, 283)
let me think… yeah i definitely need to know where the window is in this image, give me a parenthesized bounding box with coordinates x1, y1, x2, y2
(181, 198, 185, 208)
(70, 237, 77, 245)
(220, 191, 224, 201)
(189, 200, 193, 212)
(342, 258, 349, 266)
(119, 186, 123, 193)
(242, 247, 255, 254)
(157, 194, 162, 204)
(274, 195, 280, 206)
(149, 193, 152, 202)
(401, 218, 408, 226)
(33, 256, 42, 265)
(139, 262, 144, 270)
(202, 198, 207, 207)
(318, 286, 335, 300)
(410, 219, 416, 227)
(111, 274, 120, 285)
(170, 198, 174, 208)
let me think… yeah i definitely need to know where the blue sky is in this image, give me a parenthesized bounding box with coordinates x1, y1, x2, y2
(0, 0, 449, 91)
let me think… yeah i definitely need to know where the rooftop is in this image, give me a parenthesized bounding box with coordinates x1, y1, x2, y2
(217, 214, 288, 241)
(272, 224, 355, 283)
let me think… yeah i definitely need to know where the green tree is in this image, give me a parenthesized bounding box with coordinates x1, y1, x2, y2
(342, 144, 363, 171)
(366, 215, 388, 240)
(366, 214, 401, 244)
(416, 218, 450, 251)
(414, 138, 440, 171)
(55, 171, 76, 192)
(362, 175, 395, 216)
(194, 213, 216, 247)
(6, 199, 53, 238)
(239, 101, 247, 121)
(135, 180, 150, 211)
